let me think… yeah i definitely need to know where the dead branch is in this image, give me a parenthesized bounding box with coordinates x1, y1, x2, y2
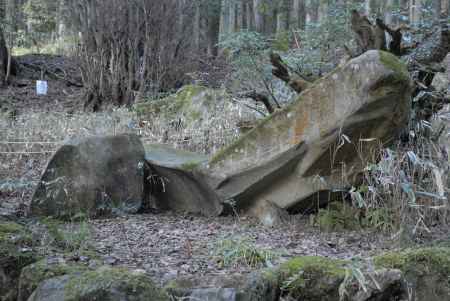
(270, 52, 311, 94)
(241, 91, 274, 114)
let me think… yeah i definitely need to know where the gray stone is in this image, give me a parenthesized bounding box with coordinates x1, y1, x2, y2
(31, 134, 146, 219)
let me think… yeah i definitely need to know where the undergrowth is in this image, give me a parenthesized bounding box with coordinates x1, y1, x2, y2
(315, 109, 450, 236)
(212, 235, 278, 268)
(40, 214, 91, 253)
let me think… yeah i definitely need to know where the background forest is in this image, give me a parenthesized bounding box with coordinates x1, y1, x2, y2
(0, 0, 448, 108)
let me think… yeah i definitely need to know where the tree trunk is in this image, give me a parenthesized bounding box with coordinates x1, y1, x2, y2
(0, 27, 8, 84)
(410, 0, 423, 26)
(433, 0, 442, 22)
(291, 0, 306, 29)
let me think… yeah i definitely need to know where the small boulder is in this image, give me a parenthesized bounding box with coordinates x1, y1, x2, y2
(31, 134, 146, 219)
(27, 266, 170, 301)
(0, 220, 38, 301)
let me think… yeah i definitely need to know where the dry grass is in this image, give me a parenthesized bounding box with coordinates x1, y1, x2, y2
(0, 104, 244, 205)
(343, 107, 450, 236)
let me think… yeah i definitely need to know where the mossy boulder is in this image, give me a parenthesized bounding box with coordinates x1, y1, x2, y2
(0, 221, 38, 301)
(278, 256, 347, 301)
(17, 257, 91, 301)
(374, 247, 450, 301)
(278, 255, 406, 301)
(28, 266, 170, 301)
(135, 85, 255, 130)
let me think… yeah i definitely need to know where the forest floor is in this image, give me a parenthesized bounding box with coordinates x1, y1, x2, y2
(1, 54, 449, 285)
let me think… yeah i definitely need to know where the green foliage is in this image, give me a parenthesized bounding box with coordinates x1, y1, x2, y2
(212, 235, 278, 268)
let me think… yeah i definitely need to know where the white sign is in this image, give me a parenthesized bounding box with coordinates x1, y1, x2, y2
(36, 80, 48, 95)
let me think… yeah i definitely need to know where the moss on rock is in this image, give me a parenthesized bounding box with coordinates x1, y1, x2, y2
(374, 247, 450, 279)
(18, 258, 89, 301)
(374, 247, 450, 301)
(379, 51, 410, 82)
(278, 256, 347, 301)
(28, 266, 170, 301)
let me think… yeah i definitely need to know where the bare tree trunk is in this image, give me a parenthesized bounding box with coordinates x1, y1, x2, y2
(307, 0, 319, 23)
(410, 0, 423, 26)
(276, 0, 290, 33)
(291, 0, 306, 29)
(254, 0, 264, 32)
(433, 0, 442, 23)
(0, 27, 8, 85)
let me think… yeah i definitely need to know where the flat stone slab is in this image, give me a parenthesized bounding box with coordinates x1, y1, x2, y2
(144, 143, 207, 169)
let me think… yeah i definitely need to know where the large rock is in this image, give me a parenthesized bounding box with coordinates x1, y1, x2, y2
(27, 266, 170, 301)
(0, 220, 38, 301)
(31, 134, 146, 219)
(201, 50, 412, 217)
